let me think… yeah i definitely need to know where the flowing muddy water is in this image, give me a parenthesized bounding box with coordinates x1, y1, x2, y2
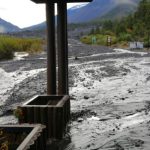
(0, 40, 150, 149)
(67, 48, 150, 150)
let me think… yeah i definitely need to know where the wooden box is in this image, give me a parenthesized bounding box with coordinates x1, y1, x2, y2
(20, 95, 70, 139)
(0, 124, 46, 150)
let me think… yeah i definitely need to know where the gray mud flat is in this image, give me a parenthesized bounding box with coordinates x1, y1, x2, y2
(1, 39, 150, 149)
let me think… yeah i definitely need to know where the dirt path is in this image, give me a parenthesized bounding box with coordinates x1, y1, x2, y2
(0, 39, 150, 149)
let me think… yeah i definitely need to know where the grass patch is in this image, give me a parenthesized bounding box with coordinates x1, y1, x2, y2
(0, 35, 43, 60)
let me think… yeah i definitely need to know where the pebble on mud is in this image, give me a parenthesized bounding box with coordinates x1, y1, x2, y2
(84, 96, 89, 99)
(134, 139, 144, 147)
(77, 118, 84, 122)
(128, 89, 133, 94)
(116, 115, 121, 119)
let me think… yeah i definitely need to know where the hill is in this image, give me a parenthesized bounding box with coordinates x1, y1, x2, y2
(99, 3, 138, 20)
(0, 18, 20, 33)
(23, 21, 46, 31)
(68, 0, 140, 23)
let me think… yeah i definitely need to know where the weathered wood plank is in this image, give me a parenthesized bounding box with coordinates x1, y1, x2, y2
(20, 95, 70, 139)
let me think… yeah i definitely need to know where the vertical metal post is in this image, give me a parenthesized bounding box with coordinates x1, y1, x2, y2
(46, 3, 56, 95)
(57, 2, 68, 95)
(148, 31, 150, 50)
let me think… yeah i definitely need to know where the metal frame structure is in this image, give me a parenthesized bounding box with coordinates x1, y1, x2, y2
(30, 0, 93, 95)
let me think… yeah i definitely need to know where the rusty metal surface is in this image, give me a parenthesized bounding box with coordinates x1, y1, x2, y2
(46, 3, 56, 94)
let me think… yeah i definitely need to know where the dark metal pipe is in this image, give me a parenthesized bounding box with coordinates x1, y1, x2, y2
(46, 3, 56, 94)
(57, 2, 68, 95)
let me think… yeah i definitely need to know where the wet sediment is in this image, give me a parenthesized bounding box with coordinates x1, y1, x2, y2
(0, 39, 150, 149)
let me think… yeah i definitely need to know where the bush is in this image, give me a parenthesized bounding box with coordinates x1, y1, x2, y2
(80, 36, 92, 44)
(0, 35, 43, 60)
(144, 41, 150, 48)
(117, 33, 132, 42)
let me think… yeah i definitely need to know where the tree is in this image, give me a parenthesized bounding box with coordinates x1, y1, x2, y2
(102, 20, 113, 31)
(90, 28, 95, 35)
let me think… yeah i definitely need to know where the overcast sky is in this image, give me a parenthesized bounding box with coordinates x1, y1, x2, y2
(0, 0, 86, 28)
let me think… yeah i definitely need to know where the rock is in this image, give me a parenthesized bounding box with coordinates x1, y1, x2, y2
(84, 96, 89, 99)
(77, 118, 84, 122)
(134, 140, 144, 147)
(74, 56, 78, 60)
(116, 115, 121, 119)
(122, 73, 127, 76)
(128, 89, 133, 93)
(121, 97, 125, 100)
(99, 118, 109, 121)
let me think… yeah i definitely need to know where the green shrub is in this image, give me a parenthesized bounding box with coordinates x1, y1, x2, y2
(0, 35, 43, 60)
(117, 33, 132, 42)
(80, 36, 92, 44)
(144, 41, 150, 48)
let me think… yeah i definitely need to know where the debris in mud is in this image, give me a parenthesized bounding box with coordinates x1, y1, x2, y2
(99, 118, 110, 122)
(120, 97, 128, 101)
(146, 76, 150, 82)
(74, 56, 78, 60)
(114, 142, 124, 150)
(122, 72, 127, 76)
(134, 139, 144, 147)
(84, 96, 89, 99)
(128, 89, 133, 94)
(71, 110, 97, 121)
(77, 118, 84, 123)
(116, 115, 121, 119)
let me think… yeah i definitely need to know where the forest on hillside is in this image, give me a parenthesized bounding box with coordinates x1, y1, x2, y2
(81, 0, 150, 48)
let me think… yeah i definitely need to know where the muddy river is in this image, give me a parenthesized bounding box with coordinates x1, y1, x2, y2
(0, 39, 150, 149)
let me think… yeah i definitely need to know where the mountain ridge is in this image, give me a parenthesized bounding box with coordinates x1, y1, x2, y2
(26, 0, 140, 31)
(68, 0, 140, 23)
(98, 3, 138, 21)
(0, 0, 140, 32)
(0, 18, 20, 33)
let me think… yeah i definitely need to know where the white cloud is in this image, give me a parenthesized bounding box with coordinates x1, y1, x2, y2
(0, 7, 6, 10)
(0, 0, 45, 28)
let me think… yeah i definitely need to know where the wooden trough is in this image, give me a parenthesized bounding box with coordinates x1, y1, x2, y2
(0, 124, 46, 150)
(20, 95, 70, 139)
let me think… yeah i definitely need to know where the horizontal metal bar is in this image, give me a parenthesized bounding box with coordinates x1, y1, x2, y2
(31, 0, 93, 4)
